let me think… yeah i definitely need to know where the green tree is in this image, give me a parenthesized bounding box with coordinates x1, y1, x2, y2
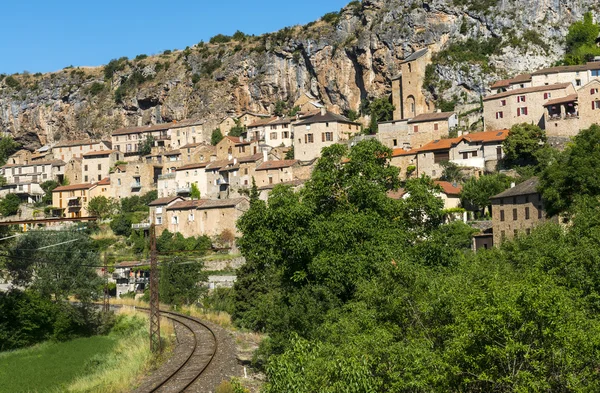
(211, 128, 224, 145)
(190, 183, 201, 200)
(285, 147, 294, 160)
(6, 231, 102, 303)
(137, 135, 154, 157)
(0, 137, 20, 166)
(87, 196, 118, 219)
(274, 100, 287, 117)
(502, 123, 547, 167)
(159, 258, 208, 306)
(540, 124, 600, 216)
(0, 194, 21, 216)
(439, 161, 464, 182)
(365, 97, 394, 134)
(460, 173, 512, 216)
(40, 180, 59, 205)
(564, 12, 600, 65)
(228, 119, 246, 137)
(110, 214, 132, 236)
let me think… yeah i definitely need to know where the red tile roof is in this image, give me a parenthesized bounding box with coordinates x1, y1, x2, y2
(391, 148, 419, 157)
(256, 160, 298, 171)
(543, 94, 578, 107)
(148, 196, 183, 206)
(434, 181, 462, 196)
(490, 73, 532, 89)
(82, 150, 117, 157)
(112, 119, 205, 136)
(483, 83, 572, 101)
(415, 130, 509, 153)
(168, 200, 207, 210)
(176, 162, 210, 171)
(53, 183, 93, 192)
(96, 177, 110, 186)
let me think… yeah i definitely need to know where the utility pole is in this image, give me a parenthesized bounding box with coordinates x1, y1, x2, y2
(149, 224, 161, 353)
(102, 252, 109, 313)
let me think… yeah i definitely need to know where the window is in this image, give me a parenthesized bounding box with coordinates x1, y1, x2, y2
(98, 164, 101, 170)
(526, 228, 531, 235)
(434, 123, 439, 131)
(543, 92, 552, 99)
(244, 179, 248, 185)
(500, 210, 505, 221)
(496, 111, 503, 119)
(413, 125, 419, 133)
(393, 139, 398, 147)
(305, 134, 314, 143)
(592, 70, 600, 77)
(323, 132, 333, 142)
(156, 216, 162, 225)
(434, 151, 450, 163)
(117, 179, 121, 185)
(98, 174, 101, 181)
(591, 88, 599, 95)
(282, 131, 289, 138)
(517, 107, 528, 116)
(84, 175, 88, 182)
(517, 95, 526, 103)
(500, 99, 506, 106)
(525, 207, 530, 219)
(270, 132, 278, 140)
(514, 229, 518, 237)
(593, 101, 600, 109)
(84, 165, 88, 171)
(188, 213, 195, 222)
(513, 208, 518, 220)
(576, 79, 582, 86)
(269, 176, 273, 184)
(538, 205, 543, 219)
(171, 216, 179, 224)
(156, 207, 163, 214)
(462, 152, 468, 160)
(244, 168, 249, 175)
(407, 63, 411, 73)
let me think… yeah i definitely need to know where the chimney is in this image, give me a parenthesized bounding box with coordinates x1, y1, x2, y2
(320, 107, 326, 116)
(263, 149, 268, 162)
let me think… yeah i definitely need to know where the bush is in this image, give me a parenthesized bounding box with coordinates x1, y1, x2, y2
(87, 82, 105, 96)
(192, 73, 201, 84)
(104, 57, 128, 80)
(134, 54, 148, 61)
(210, 34, 232, 44)
(4, 75, 21, 89)
(211, 128, 224, 145)
(321, 11, 341, 25)
(110, 215, 132, 237)
(0, 194, 21, 216)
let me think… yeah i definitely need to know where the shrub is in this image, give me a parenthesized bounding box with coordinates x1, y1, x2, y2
(134, 54, 148, 61)
(233, 30, 247, 41)
(87, 82, 105, 96)
(4, 76, 21, 89)
(322, 11, 341, 25)
(192, 73, 201, 84)
(211, 128, 224, 145)
(162, 49, 172, 55)
(210, 34, 232, 44)
(110, 215, 132, 237)
(0, 194, 21, 216)
(103, 57, 128, 80)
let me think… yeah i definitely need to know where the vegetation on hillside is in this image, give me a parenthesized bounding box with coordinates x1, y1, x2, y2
(231, 137, 600, 391)
(563, 12, 600, 65)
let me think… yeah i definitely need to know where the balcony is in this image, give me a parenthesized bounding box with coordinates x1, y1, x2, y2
(177, 187, 191, 195)
(67, 197, 82, 207)
(132, 223, 151, 230)
(158, 173, 175, 181)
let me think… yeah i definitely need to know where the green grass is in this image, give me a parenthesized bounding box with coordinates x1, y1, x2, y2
(0, 336, 116, 392)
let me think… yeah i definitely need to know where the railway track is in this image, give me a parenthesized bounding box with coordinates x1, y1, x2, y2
(133, 307, 218, 393)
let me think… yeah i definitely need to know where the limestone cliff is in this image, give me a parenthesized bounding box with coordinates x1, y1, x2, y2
(0, 0, 598, 149)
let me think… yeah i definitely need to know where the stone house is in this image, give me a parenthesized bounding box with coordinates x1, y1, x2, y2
(264, 117, 294, 148)
(89, 177, 111, 199)
(391, 48, 434, 120)
(246, 117, 274, 142)
(7, 150, 32, 165)
(81, 150, 122, 184)
(52, 183, 93, 218)
(254, 159, 298, 188)
(390, 148, 419, 180)
(164, 197, 250, 238)
(215, 136, 259, 160)
(434, 181, 462, 210)
(110, 163, 159, 200)
(179, 143, 215, 164)
(174, 162, 210, 199)
(219, 116, 238, 135)
(111, 120, 208, 160)
(52, 140, 111, 163)
(490, 74, 533, 94)
(257, 179, 306, 201)
(65, 157, 83, 184)
(0, 160, 65, 203)
(544, 79, 600, 139)
(483, 83, 576, 131)
(489, 177, 555, 246)
(530, 61, 600, 89)
(157, 173, 177, 198)
(293, 92, 325, 114)
(149, 196, 184, 231)
(293, 109, 361, 161)
(238, 111, 270, 128)
(379, 112, 458, 150)
(409, 130, 509, 179)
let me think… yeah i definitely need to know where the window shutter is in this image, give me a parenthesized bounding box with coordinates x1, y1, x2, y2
(322, 133, 325, 142)
(517, 108, 521, 117)
(523, 96, 526, 102)
(593, 101, 596, 110)
(524, 107, 528, 115)
(592, 89, 595, 95)
(304, 134, 307, 143)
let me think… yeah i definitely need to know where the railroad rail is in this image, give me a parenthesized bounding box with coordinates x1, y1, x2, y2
(134, 307, 218, 393)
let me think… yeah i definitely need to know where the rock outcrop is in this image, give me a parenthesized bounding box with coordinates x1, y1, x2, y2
(0, 0, 597, 149)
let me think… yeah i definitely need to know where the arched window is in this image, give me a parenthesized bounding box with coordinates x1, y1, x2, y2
(406, 95, 416, 117)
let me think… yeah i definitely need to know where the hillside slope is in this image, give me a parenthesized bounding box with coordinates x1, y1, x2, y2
(0, 0, 597, 149)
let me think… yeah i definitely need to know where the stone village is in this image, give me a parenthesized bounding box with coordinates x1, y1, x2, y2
(3, 47, 599, 256)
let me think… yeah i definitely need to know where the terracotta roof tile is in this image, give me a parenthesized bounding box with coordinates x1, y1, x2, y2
(96, 177, 110, 186)
(531, 61, 600, 76)
(543, 94, 578, 107)
(168, 200, 207, 210)
(294, 111, 360, 126)
(483, 83, 572, 101)
(407, 111, 455, 124)
(256, 160, 298, 171)
(490, 73, 532, 89)
(148, 196, 183, 206)
(53, 183, 93, 192)
(391, 148, 419, 157)
(176, 162, 210, 171)
(112, 119, 205, 136)
(434, 181, 462, 196)
(82, 150, 117, 157)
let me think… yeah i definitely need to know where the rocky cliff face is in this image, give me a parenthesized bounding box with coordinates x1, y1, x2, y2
(1, 0, 598, 149)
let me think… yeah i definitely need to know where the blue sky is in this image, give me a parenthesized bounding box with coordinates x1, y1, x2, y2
(1, 0, 350, 75)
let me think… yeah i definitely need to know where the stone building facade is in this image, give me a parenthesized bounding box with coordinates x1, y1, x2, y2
(483, 83, 576, 131)
(52, 140, 111, 163)
(391, 48, 433, 120)
(489, 177, 556, 246)
(110, 163, 159, 200)
(52, 183, 93, 218)
(82, 150, 122, 184)
(379, 112, 458, 150)
(293, 109, 361, 161)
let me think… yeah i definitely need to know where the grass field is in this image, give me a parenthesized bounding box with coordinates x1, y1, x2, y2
(0, 336, 116, 393)
(0, 310, 171, 393)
